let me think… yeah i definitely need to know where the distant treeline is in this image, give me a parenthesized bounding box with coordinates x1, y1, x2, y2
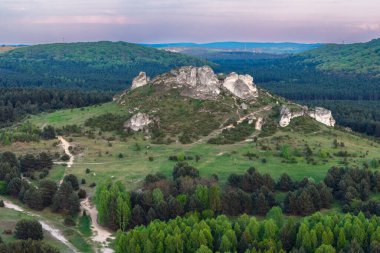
(0, 42, 207, 91)
(0, 87, 111, 127)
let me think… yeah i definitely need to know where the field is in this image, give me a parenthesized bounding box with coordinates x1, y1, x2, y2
(9, 104, 380, 193)
(0, 204, 77, 253)
(27, 102, 127, 128)
(0, 46, 17, 53)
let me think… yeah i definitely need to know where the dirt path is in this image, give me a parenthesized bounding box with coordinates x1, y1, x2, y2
(57, 136, 114, 253)
(81, 198, 114, 253)
(57, 136, 74, 168)
(3, 200, 79, 253)
(196, 105, 272, 143)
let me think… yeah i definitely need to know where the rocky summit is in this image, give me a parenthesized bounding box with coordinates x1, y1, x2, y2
(128, 65, 259, 101)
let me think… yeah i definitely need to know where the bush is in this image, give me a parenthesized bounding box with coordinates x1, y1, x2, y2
(89, 182, 96, 188)
(78, 189, 87, 199)
(64, 216, 76, 226)
(14, 219, 43, 240)
(64, 174, 79, 190)
(0, 199, 4, 207)
(85, 168, 91, 174)
(61, 154, 70, 161)
(81, 178, 86, 184)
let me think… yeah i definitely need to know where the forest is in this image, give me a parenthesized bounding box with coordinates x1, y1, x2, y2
(0, 88, 111, 127)
(89, 161, 380, 253)
(0, 42, 206, 91)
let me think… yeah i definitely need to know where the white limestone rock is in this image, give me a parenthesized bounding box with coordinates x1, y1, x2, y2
(124, 113, 152, 131)
(131, 72, 150, 90)
(222, 73, 258, 100)
(307, 107, 336, 127)
(153, 66, 221, 100)
(279, 105, 335, 127)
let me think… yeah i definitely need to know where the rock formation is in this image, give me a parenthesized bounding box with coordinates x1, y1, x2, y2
(162, 66, 221, 100)
(124, 112, 152, 131)
(279, 105, 335, 127)
(307, 107, 336, 127)
(131, 72, 150, 90)
(130, 66, 259, 101)
(222, 73, 258, 100)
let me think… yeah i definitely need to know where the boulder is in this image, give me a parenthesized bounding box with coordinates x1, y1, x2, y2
(131, 72, 150, 90)
(124, 113, 152, 131)
(222, 73, 258, 100)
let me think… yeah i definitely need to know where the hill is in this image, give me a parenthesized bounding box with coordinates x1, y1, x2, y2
(0, 41, 207, 91)
(3, 65, 380, 253)
(302, 38, 380, 76)
(146, 41, 321, 54)
(145, 42, 320, 54)
(204, 39, 380, 137)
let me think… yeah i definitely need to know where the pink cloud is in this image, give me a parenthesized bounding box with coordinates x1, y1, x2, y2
(26, 15, 137, 25)
(354, 23, 380, 32)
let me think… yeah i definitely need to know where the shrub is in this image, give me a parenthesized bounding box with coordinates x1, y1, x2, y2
(78, 189, 87, 199)
(14, 219, 43, 240)
(0, 199, 4, 207)
(85, 168, 91, 174)
(64, 216, 76, 226)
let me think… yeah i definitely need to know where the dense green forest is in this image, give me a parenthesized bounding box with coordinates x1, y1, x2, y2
(0, 42, 207, 91)
(92, 162, 380, 252)
(301, 39, 380, 75)
(0, 88, 111, 127)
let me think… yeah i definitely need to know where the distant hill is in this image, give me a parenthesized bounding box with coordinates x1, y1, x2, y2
(301, 39, 380, 76)
(0, 41, 207, 91)
(145, 42, 321, 54)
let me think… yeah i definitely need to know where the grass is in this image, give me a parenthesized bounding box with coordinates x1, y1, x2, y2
(27, 102, 128, 128)
(78, 214, 92, 237)
(0, 205, 74, 253)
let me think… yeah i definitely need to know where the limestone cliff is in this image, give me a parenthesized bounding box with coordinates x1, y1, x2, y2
(279, 105, 335, 127)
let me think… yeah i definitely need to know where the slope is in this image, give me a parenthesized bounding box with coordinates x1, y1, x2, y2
(0, 41, 208, 91)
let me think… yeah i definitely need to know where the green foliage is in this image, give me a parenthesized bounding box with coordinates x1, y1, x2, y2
(0, 239, 59, 253)
(14, 219, 43, 240)
(0, 42, 207, 91)
(208, 120, 255, 144)
(95, 180, 131, 230)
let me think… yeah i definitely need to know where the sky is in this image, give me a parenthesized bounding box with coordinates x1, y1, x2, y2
(1, 0, 380, 44)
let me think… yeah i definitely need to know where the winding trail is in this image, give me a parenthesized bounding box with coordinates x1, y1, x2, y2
(57, 136, 114, 253)
(196, 105, 272, 143)
(3, 200, 79, 252)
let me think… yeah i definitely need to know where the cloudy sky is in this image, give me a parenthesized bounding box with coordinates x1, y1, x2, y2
(1, 0, 379, 44)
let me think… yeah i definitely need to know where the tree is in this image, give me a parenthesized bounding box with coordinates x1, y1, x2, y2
(266, 206, 284, 228)
(298, 191, 315, 215)
(23, 188, 43, 210)
(209, 185, 221, 213)
(195, 185, 209, 210)
(41, 125, 56, 140)
(172, 162, 199, 179)
(64, 174, 79, 190)
(7, 177, 21, 197)
(38, 179, 57, 207)
(152, 188, 164, 205)
(195, 245, 213, 253)
(14, 219, 43, 240)
(315, 244, 336, 253)
(277, 173, 294, 191)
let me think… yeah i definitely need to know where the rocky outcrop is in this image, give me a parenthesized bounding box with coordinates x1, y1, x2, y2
(128, 66, 260, 101)
(307, 107, 336, 127)
(279, 105, 306, 127)
(131, 72, 150, 90)
(163, 66, 221, 100)
(124, 113, 152, 131)
(279, 105, 335, 127)
(222, 73, 258, 100)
